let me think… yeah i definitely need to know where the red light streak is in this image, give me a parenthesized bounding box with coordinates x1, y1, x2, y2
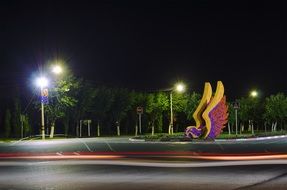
(0, 151, 287, 161)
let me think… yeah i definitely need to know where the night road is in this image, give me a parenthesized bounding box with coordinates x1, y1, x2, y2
(1, 1, 287, 190)
(1, 160, 287, 190)
(1, 137, 287, 189)
(1, 136, 287, 155)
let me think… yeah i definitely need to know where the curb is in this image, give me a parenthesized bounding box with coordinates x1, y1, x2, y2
(128, 138, 145, 142)
(129, 135, 287, 143)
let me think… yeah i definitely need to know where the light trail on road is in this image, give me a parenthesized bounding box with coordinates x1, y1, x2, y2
(1, 159, 287, 168)
(1, 151, 287, 161)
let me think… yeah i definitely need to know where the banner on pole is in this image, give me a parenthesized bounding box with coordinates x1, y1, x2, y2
(41, 88, 49, 104)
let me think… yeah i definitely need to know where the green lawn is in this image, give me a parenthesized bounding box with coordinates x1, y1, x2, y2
(0, 138, 18, 142)
(134, 130, 287, 141)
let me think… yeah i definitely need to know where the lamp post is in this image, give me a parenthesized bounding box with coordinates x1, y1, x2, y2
(49, 64, 63, 138)
(36, 77, 49, 140)
(34, 62, 64, 140)
(233, 102, 239, 137)
(169, 91, 173, 135)
(249, 90, 258, 135)
(169, 83, 185, 135)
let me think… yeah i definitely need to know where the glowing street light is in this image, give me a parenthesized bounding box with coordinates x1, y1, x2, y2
(51, 65, 63, 75)
(250, 90, 258, 98)
(175, 83, 185, 92)
(35, 76, 49, 140)
(36, 77, 49, 88)
(169, 82, 186, 135)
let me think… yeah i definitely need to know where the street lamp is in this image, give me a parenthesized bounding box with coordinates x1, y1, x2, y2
(169, 82, 186, 135)
(250, 90, 258, 98)
(49, 64, 64, 138)
(35, 76, 49, 140)
(249, 90, 258, 135)
(36, 77, 48, 88)
(51, 64, 63, 75)
(175, 83, 185, 92)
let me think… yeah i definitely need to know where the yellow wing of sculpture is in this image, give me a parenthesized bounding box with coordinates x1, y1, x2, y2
(192, 82, 212, 129)
(202, 81, 224, 138)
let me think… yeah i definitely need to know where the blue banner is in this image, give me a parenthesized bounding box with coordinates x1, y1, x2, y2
(40, 96, 49, 104)
(40, 88, 49, 104)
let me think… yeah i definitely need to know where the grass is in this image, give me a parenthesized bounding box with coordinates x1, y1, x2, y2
(134, 133, 188, 142)
(0, 138, 19, 142)
(1, 131, 286, 142)
(134, 130, 287, 141)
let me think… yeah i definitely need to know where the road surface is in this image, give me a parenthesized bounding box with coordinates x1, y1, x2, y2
(1, 136, 287, 155)
(0, 136, 287, 189)
(0, 160, 287, 190)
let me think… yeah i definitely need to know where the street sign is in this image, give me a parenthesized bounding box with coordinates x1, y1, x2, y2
(136, 106, 143, 114)
(233, 101, 240, 109)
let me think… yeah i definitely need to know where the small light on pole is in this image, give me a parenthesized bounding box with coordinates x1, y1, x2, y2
(175, 83, 185, 93)
(51, 65, 63, 75)
(249, 90, 258, 135)
(250, 90, 258, 98)
(169, 82, 186, 135)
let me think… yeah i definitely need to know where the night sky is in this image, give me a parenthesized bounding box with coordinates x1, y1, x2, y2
(0, 1, 286, 100)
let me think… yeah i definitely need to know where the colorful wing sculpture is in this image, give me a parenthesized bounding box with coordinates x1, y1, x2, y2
(185, 81, 228, 140)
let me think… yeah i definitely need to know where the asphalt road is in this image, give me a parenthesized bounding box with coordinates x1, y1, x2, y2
(1, 136, 287, 155)
(1, 136, 287, 189)
(0, 160, 287, 190)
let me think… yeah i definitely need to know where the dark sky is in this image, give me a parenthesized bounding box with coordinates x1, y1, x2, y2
(0, 1, 286, 100)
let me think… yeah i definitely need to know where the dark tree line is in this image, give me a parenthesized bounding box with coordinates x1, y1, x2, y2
(0, 73, 286, 138)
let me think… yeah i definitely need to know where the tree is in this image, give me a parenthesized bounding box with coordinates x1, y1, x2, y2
(146, 92, 169, 135)
(89, 87, 114, 136)
(22, 114, 32, 137)
(237, 97, 262, 133)
(264, 93, 287, 131)
(127, 91, 147, 136)
(227, 102, 235, 133)
(184, 92, 201, 122)
(69, 80, 96, 137)
(4, 109, 11, 138)
(109, 88, 134, 136)
(44, 75, 79, 138)
(11, 96, 21, 138)
(170, 92, 189, 133)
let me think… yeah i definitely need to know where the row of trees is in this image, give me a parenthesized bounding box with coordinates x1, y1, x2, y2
(0, 90, 33, 139)
(228, 93, 287, 133)
(0, 72, 286, 138)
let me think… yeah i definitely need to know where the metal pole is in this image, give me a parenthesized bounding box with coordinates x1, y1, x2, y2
(135, 124, 138, 136)
(21, 115, 24, 139)
(97, 120, 100, 137)
(139, 113, 142, 134)
(170, 92, 173, 135)
(97, 121, 100, 137)
(41, 87, 45, 140)
(88, 120, 91, 137)
(76, 121, 79, 137)
(80, 120, 82, 137)
(235, 109, 238, 137)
